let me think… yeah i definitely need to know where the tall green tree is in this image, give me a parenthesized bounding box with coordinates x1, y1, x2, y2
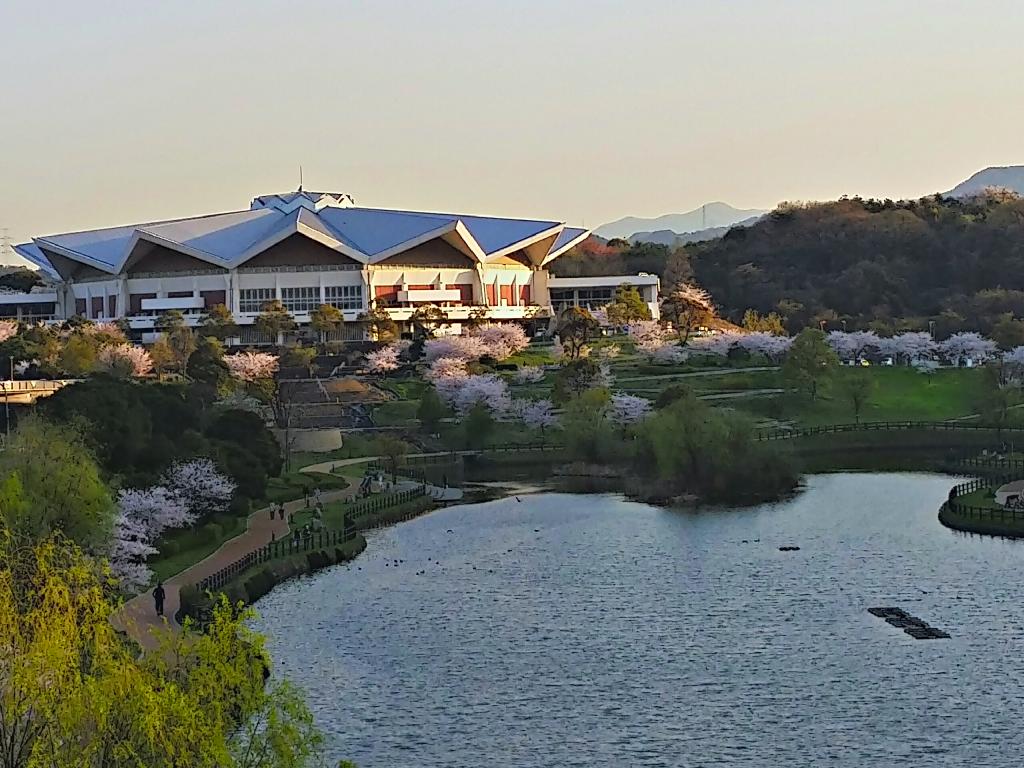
(556, 307, 600, 360)
(0, 417, 114, 549)
(358, 304, 399, 343)
(605, 284, 651, 325)
(199, 304, 240, 342)
(186, 336, 232, 396)
(417, 388, 447, 433)
(462, 404, 494, 450)
(841, 371, 875, 423)
(309, 304, 343, 345)
(255, 300, 296, 345)
(156, 310, 197, 373)
(782, 328, 839, 400)
(372, 434, 410, 481)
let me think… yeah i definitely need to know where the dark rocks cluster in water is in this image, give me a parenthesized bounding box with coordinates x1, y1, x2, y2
(778, 545, 801, 551)
(868, 607, 951, 639)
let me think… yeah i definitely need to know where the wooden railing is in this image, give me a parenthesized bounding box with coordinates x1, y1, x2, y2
(195, 486, 428, 592)
(756, 421, 1024, 442)
(943, 473, 1024, 524)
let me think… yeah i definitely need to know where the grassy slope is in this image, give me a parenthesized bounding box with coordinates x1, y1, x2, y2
(732, 367, 983, 426)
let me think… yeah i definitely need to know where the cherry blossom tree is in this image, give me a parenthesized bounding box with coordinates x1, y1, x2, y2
(161, 458, 235, 519)
(940, 332, 997, 366)
(687, 331, 743, 357)
(0, 320, 18, 343)
(109, 510, 159, 592)
(109, 485, 193, 591)
(629, 321, 671, 359)
(97, 343, 154, 377)
(467, 323, 530, 360)
(515, 365, 545, 384)
(516, 398, 559, 431)
(364, 345, 400, 374)
(425, 356, 469, 383)
(224, 350, 280, 381)
(652, 344, 688, 365)
(436, 373, 512, 416)
(423, 335, 488, 362)
(875, 332, 937, 364)
(608, 393, 652, 425)
(1005, 345, 1024, 368)
(826, 331, 880, 361)
(738, 332, 793, 361)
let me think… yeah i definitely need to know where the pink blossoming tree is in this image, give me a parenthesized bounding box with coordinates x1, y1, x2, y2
(365, 345, 401, 374)
(97, 343, 154, 377)
(224, 351, 280, 381)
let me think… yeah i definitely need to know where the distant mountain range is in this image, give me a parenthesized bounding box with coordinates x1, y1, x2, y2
(594, 202, 766, 242)
(946, 165, 1024, 198)
(629, 218, 763, 247)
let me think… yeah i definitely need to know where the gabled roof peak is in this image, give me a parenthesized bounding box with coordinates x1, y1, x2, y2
(251, 190, 355, 213)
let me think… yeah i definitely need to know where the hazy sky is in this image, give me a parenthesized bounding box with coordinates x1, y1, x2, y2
(2, 0, 1023, 252)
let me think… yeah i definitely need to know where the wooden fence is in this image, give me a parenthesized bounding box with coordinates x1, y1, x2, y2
(756, 421, 1024, 442)
(943, 473, 1024, 524)
(195, 486, 428, 592)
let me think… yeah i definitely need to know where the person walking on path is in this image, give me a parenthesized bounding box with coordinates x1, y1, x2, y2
(153, 582, 166, 617)
(278, 504, 285, 520)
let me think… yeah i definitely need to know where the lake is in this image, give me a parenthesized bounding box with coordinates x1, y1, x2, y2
(250, 473, 1024, 767)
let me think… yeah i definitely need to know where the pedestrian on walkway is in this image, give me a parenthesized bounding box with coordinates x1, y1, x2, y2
(269, 505, 275, 520)
(304, 488, 309, 508)
(443, 473, 448, 489)
(279, 504, 285, 520)
(153, 582, 166, 617)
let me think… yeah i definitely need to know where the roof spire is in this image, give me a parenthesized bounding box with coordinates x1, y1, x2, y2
(298, 165, 303, 193)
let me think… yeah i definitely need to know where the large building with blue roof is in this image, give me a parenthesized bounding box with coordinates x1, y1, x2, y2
(12, 190, 615, 340)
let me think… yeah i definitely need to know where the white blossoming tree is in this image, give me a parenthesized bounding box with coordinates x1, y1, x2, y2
(436, 373, 512, 416)
(608, 393, 652, 426)
(425, 355, 469, 383)
(738, 332, 793, 361)
(0, 320, 18, 343)
(514, 365, 545, 384)
(876, 332, 937, 364)
(468, 323, 530, 360)
(423, 335, 488, 362)
(365, 345, 401, 375)
(161, 458, 236, 520)
(518, 398, 559, 432)
(687, 331, 743, 357)
(109, 485, 193, 591)
(224, 351, 280, 382)
(97, 343, 154, 377)
(940, 332, 997, 366)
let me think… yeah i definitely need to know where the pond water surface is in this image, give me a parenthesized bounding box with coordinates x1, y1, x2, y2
(250, 473, 1024, 767)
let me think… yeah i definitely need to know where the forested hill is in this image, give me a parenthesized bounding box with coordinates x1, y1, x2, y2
(553, 193, 1024, 335)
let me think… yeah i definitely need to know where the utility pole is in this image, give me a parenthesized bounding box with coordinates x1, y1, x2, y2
(0, 228, 13, 265)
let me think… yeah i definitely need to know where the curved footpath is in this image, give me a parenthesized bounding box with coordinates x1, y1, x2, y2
(116, 453, 464, 649)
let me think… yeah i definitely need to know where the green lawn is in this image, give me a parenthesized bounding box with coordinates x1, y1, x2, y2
(373, 399, 420, 426)
(731, 367, 985, 427)
(956, 486, 999, 509)
(149, 515, 247, 583)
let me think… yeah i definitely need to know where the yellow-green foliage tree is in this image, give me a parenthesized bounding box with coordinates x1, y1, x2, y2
(0, 417, 113, 550)
(0, 533, 324, 768)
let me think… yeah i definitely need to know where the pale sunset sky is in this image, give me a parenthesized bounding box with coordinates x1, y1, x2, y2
(1, 0, 1023, 253)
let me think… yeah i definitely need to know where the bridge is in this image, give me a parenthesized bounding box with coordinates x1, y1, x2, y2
(0, 379, 77, 404)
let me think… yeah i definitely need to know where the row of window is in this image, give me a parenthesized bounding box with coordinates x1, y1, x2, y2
(238, 286, 365, 314)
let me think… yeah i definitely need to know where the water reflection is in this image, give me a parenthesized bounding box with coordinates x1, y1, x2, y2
(250, 473, 1024, 767)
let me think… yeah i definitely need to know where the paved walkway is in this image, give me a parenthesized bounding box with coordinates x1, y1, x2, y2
(115, 485, 352, 649)
(117, 460, 461, 648)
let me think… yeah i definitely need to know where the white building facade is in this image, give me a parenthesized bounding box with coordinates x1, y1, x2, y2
(13, 190, 657, 340)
